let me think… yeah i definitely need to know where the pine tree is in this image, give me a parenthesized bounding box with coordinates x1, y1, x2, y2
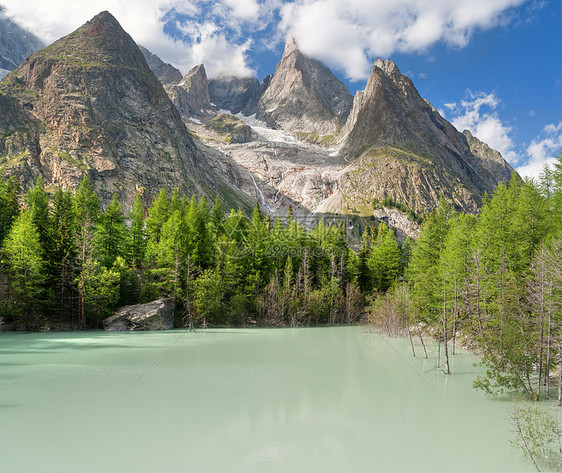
(2, 210, 46, 329)
(95, 194, 126, 268)
(128, 192, 146, 269)
(50, 187, 77, 322)
(0, 177, 20, 245)
(73, 176, 100, 329)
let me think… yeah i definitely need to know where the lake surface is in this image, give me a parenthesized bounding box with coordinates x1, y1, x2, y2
(0, 326, 531, 472)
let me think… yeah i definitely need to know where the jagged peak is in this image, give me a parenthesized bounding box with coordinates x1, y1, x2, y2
(179, 64, 207, 86)
(283, 36, 301, 57)
(83, 11, 123, 36)
(373, 58, 400, 76)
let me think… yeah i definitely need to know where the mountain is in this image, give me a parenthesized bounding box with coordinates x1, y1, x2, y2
(0, 15, 513, 238)
(0, 7, 44, 71)
(208, 75, 261, 115)
(0, 11, 250, 209)
(256, 38, 353, 138)
(322, 59, 514, 214)
(139, 45, 182, 85)
(165, 64, 214, 121)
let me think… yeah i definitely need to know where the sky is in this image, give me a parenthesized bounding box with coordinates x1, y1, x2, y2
(2, 0, 561, 179)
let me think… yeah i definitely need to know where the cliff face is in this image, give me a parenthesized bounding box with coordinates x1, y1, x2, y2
(256, 38, 353, 136)
(165, 64, 215, 121)
(0, 11, 250, 209)
(139, 46, 182, 85)
(208, 75, 261, 115)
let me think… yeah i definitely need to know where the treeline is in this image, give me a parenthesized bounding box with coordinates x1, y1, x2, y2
(371, 156, 562, 402)
(0, 176, 412, 330)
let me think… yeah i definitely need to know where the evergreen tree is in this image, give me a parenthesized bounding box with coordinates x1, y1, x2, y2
(50, 187, 77, 322)
(2, 210, 46, 329)
(73, 177, 100, 329)
(0, 177, 20, 245)
(95, 194, 126, 268)
(128, 192, 146, 269)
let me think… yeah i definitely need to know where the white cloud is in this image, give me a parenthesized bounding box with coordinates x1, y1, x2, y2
(175, 21, 254, 77)
(446, 90, 562, 179)
(1, 0, 527, 81)
(447, 91, 519, 164)
(517, 122, 562, 179)
(279, 0, 527, 80)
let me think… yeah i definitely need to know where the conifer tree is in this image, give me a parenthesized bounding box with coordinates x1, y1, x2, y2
(2, 210, 46, 329)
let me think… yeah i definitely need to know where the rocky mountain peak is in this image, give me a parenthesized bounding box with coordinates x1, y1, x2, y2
(373, 58, 399, 76)
(208, 74, 261, 115)
(179, 64, 207, 89)
(18, 9, 148, 76)
(283, 36, 300, 57)
(165, 63, 213, 120)
(334, 57, 514, 214)
(0, 11, 250, 209)
(256, 37, 353, 137)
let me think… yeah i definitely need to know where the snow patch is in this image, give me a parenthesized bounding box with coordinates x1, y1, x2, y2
(234, 113, 299, 144)
(189, 118, 202, 125)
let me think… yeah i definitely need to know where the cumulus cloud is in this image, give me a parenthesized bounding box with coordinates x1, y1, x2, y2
(446, 91, 561, 179)
(279, 0, 526, 80)
(1, 0, 527, 80)
(517, 122, 562, 179)
(447, 91, 519, 164)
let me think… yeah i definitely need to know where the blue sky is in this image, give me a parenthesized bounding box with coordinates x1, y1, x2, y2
(2, 0, 561, 177)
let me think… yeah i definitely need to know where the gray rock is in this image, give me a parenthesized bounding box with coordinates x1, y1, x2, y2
(208, 75, 260, 114)
(139, 45, 182, 85)
(104, 298, 175, 331)
(257, 38, 353, 136)
(166, 64, 214, 120)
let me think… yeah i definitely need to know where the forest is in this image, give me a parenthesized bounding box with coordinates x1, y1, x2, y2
(0, 175, 402, 331)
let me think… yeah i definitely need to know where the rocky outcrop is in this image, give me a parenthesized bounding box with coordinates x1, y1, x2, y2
(0, 11, 253, 210)
(463, 129, 513, 185)
(139, 45, 182, 85)
(208, 75, 260, 115)
(165, 64, 214, 121)
(204, 114, 252, 143)
(103, 298, 175, 331)
(257, 38, 353, 137)
(0, 7, 44, 71)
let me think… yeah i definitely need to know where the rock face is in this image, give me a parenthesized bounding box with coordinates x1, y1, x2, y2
(256, 38, 353, 137)
(0, 11, 251, 209)
(165, 64, 214, 121)
(103, 298, 175, 331)
(0, 7, 44, 71)
(139, 45, 182, 85)
(331, 59, 514, 214)
(208, 75, 260, 115)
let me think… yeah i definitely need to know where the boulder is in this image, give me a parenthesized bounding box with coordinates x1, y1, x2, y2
(103, 298, 175, 331)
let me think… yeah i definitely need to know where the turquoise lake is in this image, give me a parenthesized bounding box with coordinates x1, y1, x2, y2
(0, 326, 531, 472)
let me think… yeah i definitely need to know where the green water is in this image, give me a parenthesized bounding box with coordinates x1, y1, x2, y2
(0, 327, 530, 472)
